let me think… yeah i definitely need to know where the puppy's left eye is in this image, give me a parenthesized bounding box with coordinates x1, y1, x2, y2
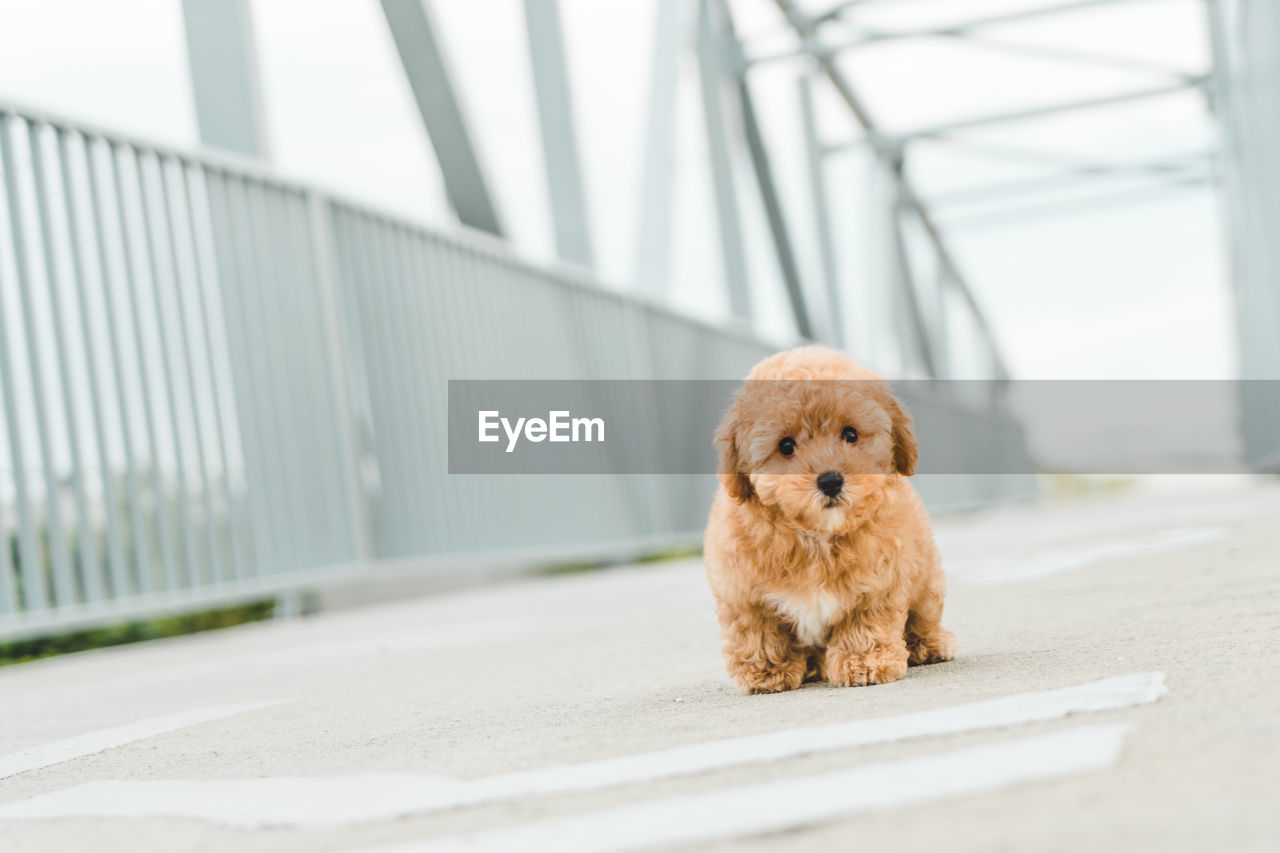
(842, 426, 858, 444)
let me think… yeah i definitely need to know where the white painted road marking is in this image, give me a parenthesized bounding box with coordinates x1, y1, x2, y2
(472, 671, 1162, 801)
(0, 673, 1163, 827)
(0, 699, 291, 780)
(363, 724, 1131, 853)
(947, 527, 1227, 586)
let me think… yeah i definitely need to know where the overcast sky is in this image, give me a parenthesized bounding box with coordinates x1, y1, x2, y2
(0, 0, 1236, 380)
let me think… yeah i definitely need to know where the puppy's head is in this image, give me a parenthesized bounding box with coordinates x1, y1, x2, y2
(715, 346, 917, 533)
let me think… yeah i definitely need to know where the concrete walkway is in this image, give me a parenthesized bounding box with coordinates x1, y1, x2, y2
(2, 477, 1278, 852)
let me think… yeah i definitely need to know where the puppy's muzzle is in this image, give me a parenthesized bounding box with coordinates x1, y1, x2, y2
(817, 471, 844, 499)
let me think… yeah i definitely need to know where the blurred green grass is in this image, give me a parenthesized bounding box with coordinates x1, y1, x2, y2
(0, 600, 275, 667)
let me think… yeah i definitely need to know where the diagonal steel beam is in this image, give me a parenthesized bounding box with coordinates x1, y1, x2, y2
(928, 154, 1214, 208)
(180, 0, 271, 159)
(890, 201, 938, 378)
(916, 135, 1142, 171)
(772, 0, 1009, 380)
(945, 33, 1201, 84)
(810, 0, 894, 26)
(822, 0, 1174, 49)
(893, 80, 1207, 143)
(634, 0, 686, 296)
(524, 0, 594, 268)
(696, 0, 752, 323)
(940, 170, 1217, 230)
(722, 5, 814, 340)
(826, 80, 1207, 153)
(798, 73, 844, 347)
(380, 0, 504, 236)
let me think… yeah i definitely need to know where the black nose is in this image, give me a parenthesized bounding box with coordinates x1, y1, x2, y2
(817, 471, 843, 498)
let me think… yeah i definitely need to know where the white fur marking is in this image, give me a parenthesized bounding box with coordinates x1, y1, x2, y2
(763, 589, 844, 646)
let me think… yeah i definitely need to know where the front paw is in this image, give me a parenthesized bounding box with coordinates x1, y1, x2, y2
(826, 649, 908, 687)
(730, 661, 805, 694)
(908, 628, 956, 665)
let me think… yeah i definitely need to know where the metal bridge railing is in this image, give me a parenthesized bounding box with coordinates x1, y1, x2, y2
(0, 99, 1033, 642)
(0, 106, 292, 636)
(1209, 0, 1280, 470)
(0, 99, 788, 640)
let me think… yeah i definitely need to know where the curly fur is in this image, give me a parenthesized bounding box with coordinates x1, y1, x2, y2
(705, 346, 954, 694)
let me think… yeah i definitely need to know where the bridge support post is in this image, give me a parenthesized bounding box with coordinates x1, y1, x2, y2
(180, 0, 272, 159)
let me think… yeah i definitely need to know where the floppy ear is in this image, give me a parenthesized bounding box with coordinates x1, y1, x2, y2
(714, 402, 755, 502)
(884, 393, 919, 476)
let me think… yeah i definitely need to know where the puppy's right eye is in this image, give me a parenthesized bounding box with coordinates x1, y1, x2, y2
(778, 437, 796, 457)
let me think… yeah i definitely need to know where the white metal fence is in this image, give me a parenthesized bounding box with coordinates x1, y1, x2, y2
(0, 100, 1032, 641)
(1210, 0, 1280, 470)
(0, 107, 296, 637)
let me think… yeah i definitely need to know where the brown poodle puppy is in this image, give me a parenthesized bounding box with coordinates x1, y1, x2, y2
(705, 346, 954, 694)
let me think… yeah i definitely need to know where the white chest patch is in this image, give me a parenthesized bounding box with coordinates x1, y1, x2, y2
(763, 589, 844, 647)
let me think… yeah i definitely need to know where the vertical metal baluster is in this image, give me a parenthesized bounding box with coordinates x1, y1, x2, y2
(240, 180, 303, 572)
(0, 116, 45, 613)
(328, 206, 385, 557)
(157, 157, 221, 585)
(275, 193, 320, 562)
(285, 193, 347, 562)
(383, 217, 429, 553)
(110, 145, 178, 593)
(0, 496, 15, 614)
(449, 245, 478, 553)
(208, 172, 274, 577)
(407, 227, 447, 546)
(470, 248, 498, 550)
(133, 149, 201, 588)
(85, 138, 152, 596)
(431, 241, 464, 553)
(285, 191, 330, 566)
(0, 207, 15, 612)
(263, 189, 319, 567)
(441, 243, 474, 553)
(56, 128, 129, 604)
(182, 164, 247, 582)
(358, 214, 412, 555)
(28, 122, 103, 605)
(250, 182, 304, 571)
(1, 119, 77, 607)
(335, 208, 396, 555)
(334, 209, 377, 546)
(302, 194, 373, 564)
(385, 222, 433, 541)
(405, 229, 452, 548)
